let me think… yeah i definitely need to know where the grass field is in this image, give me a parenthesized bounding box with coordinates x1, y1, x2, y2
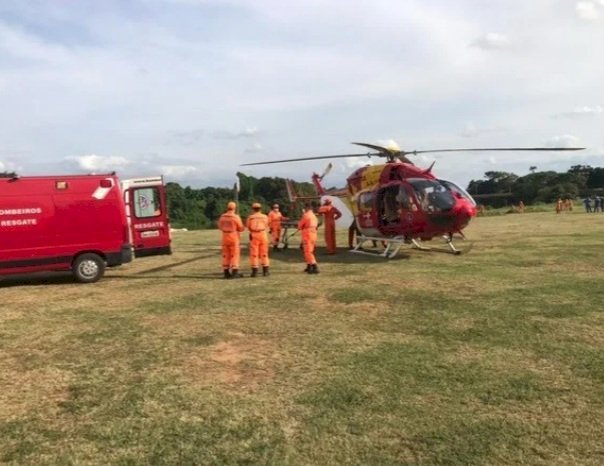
(1, 210, 603, 465)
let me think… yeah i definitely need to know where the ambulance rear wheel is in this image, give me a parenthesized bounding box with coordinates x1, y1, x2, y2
(73, 253, 105, 283)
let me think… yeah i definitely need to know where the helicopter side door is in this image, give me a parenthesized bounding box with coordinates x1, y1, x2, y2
(377, 183, 423, 234)
(397, 183, 423, 232)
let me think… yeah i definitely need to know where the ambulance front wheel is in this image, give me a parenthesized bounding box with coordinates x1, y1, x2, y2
(73, 253, 106, 283)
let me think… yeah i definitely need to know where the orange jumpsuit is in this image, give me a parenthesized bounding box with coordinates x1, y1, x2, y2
(318, 204, 342, 254)
(246, 212, 270, 268)
(267, 209, 286, 247)
(218, 211, 244, 270)
(298, 209, 318, 265)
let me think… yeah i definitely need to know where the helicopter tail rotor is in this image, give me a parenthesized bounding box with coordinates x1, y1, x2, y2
(318, 162, 333, 181)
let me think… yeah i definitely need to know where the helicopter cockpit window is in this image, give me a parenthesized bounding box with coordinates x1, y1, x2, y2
(408, 178, 456, 212)
(396, 186, 412, 210)
(438, 179, 477, 206)
(358, 191, 374, 211)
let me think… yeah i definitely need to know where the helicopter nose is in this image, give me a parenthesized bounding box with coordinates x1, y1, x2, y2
(450, 201, 474, 228)
(464, 204, 476, 218)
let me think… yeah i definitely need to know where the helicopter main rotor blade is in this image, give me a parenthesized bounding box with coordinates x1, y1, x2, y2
(405, 147, 585, 155)
(240, 153, 379, 166)
(352, 142, 396, 154)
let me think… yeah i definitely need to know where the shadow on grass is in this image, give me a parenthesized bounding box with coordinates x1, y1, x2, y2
(0, 253, 221, 287)
(105, 273, 225, 281)
(0, 272, 76, 288)
(269, 246, 411, 264)
(137, 253, 218, 274)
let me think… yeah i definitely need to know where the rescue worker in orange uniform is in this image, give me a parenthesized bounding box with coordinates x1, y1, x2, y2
(298, 203, 319, 274)
(246, 202, 270, 277)
(317, 198, 342, 254)
(267, 203, 287, 251)
(217, 201, 245, 279)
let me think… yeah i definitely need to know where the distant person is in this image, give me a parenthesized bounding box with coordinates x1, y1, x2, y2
(318, 198, 342, 254)
(594, 196, 602, 213)
(246, 202, 270, 277)
(518, 200, 525, 213)
(267, 203, 287, 251)
(298, 203, 319, 274)
(567, 198, 574, 211)
(556, 198, 563, 214)
(583, 197, 592, 213)
(217, 201, 245, 279)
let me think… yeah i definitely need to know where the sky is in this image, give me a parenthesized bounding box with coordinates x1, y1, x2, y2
(0, 0, 603, 189)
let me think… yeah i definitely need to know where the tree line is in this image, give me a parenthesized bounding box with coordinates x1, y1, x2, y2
(165, 172, 316, 229)
(3, 165, 603, 227)
(467, 165, 604, 207)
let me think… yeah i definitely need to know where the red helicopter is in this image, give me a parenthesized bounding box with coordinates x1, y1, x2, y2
(242, 142, 584, 258)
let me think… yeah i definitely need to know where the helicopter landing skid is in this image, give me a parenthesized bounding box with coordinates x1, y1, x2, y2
(411, 236, 473, 255)
(351, 235, 407, 259)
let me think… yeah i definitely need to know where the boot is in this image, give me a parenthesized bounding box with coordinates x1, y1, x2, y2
(309, 264, 320, 274)
(223, 269, 232, 279)
(251, 267, 259, 278)
(303, 264, 311, 273)
(262, 266, 270, 277)
(231, 269, 243, 278)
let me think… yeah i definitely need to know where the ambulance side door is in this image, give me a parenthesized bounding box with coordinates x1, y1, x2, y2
(125, 184, 172, 257)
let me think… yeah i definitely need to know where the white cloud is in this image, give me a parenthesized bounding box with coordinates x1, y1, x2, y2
(460, 121, 503, 138)
(470, 32, 511, 50)
(576, 2, 601, 20)
(212, 127, 260, 139)
(461, 122, 479, 138)
(244, 143, 263, 153)
(64, 155, 131, 172)
(555, 105, 603, 118)
(344, 157, 374, 171)
(1, 1, 604, 189)
(545, 134, 582, 148)
(158, 164, 198, 179)
(167, 129, 205, 146)
(0, 158, 22, 174)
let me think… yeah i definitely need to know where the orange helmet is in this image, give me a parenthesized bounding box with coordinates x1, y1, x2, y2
(252, 202, 261, 209)
(227, 201, 236, 210)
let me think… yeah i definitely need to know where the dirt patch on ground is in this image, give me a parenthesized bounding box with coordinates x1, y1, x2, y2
(182, 332, 276, 391)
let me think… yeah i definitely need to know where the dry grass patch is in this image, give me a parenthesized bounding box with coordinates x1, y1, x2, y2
(534, 315, 604, 347)
(180, 332, 277, 391)
(0, 361, 71, 419)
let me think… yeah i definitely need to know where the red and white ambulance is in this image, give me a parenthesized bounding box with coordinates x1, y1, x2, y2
(0, 173, 172, 283)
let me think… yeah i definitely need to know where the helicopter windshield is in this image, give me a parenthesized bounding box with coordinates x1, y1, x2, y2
(407, 178, 456, 212)
(438, 179, 477, 206)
